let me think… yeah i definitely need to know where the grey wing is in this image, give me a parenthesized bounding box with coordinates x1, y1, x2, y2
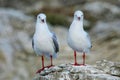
(52, 32, 59, 53)
(32, 38, 34, 49)
(86, 33, 92, 48)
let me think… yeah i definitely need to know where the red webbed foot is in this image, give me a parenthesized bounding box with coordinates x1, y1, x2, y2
(36, 67, 44, 73)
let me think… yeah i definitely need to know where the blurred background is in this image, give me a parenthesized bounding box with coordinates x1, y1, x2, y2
(0, 0, 120, 80)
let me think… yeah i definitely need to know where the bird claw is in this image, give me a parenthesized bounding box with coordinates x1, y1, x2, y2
(79, 64, 86, 66)
(36, 67, 44, 74)
(46, 65, 54, 68)
(72, 63, 86, 66)
(36, 65, 54, 74)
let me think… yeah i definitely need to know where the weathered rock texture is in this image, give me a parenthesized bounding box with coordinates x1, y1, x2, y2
(0, 0, 120, 80)
(33, 60, 120, 80)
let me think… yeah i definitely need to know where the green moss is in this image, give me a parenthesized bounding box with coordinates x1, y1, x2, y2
(29, 9, 99, 29)
(28, 10, 70, 27)
(0, 53, 6, 62)
(46, 13, 69, 27)
(84, 25, 92, 31)
(83, 10, 98, 30)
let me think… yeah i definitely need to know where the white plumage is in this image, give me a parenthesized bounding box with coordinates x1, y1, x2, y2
(67, 10, 92, 65)
(32, 13, 59, 73)
(33, 13, 59, 58)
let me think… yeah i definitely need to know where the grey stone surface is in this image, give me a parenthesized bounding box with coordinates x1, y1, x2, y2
(0, 0, 120, 80)
(96, 60, 120, 77)
(33, 60, 120, 80)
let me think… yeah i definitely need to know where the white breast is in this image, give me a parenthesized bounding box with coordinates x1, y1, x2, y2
(68, 21, 91, 53)
(33, 24, 54, 56)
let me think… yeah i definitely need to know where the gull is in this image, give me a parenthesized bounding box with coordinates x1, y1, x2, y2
(67, 10, 92, 66)
(32, 13, 59, 73)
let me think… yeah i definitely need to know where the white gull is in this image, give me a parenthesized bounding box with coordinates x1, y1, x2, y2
(67, 10, 92, 66)
(32, 13, 59, 73)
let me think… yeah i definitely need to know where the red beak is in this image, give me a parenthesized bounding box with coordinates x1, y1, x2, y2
(41, 19, 44, 23)
(78, 17, 80, 20)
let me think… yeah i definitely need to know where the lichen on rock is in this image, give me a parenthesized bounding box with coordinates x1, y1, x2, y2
(33, 60, 120, 80)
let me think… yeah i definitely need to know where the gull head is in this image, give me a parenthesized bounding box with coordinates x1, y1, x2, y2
(37, 13, 46, 23)
(74, 10, 84, 21)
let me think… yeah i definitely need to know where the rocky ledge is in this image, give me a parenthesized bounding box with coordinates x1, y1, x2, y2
(33, 60, 120, 80)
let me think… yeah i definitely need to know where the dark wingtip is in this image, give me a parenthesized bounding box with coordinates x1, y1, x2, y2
(91, 45, 92, 48)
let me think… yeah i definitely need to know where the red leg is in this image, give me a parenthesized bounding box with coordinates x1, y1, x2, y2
(36, 56, 44, 73)
(47, 55, 54, 68)
(50, 55, 53, 66)
(73, 51, 86, 66)
(42, 56, 44, 68)
(82, 52, 85, 65)
(73, 51, 79, 65)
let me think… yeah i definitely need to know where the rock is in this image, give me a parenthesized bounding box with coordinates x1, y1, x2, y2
(33, 60, 120, 80)
(84, 1, 120, 14)
(0, 8, 34, 80)
(0, 1, 120, 80)
(58, 0, 86, 6)
(96, 59, 120, 77)
(84, 1, 120, 20)
(0, 8, 33, 61)
(87, 74, 120, 80)
(70, 65, 104, 74)
(91, 21, 120, 42)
